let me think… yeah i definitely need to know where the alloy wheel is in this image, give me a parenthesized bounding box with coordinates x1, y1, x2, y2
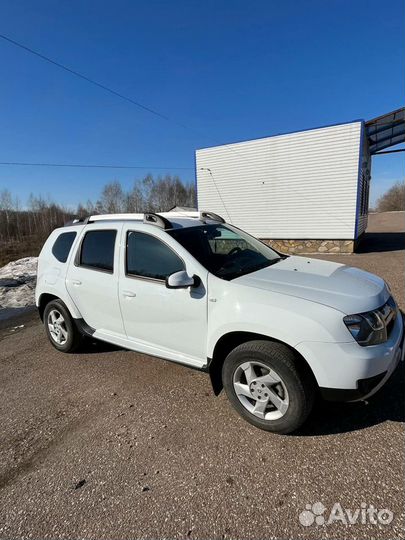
(232, 361, 289, 420)
(47, 309, 68, 345)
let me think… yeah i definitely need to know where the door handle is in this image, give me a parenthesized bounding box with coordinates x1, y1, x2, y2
(122, 290, 136, 298)
(71, 279, 82, 286)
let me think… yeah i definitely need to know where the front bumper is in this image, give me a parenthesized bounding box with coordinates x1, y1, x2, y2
(296, 311, 404, 402)
(320, 345, 402, 401)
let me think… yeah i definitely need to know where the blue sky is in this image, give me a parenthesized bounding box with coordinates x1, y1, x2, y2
(0, 0, 404, 209)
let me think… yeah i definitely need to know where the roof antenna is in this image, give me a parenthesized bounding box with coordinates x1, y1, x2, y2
(199, 167, 233, 223)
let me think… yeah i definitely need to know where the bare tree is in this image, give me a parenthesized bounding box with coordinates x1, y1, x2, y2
(126, 183, 144, 212)
(76, 203, 87, 219)
(143, 175, 195, 212)
(376, 181, 405, 212)
(85, 199, 95, 215)
(100, 181, 125, 213)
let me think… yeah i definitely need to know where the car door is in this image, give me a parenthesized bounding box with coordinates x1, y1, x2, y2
(66, 224, 125, 337)
(118, 225, 208, 367)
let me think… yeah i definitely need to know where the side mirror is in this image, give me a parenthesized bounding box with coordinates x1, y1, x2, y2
(165, 270, 199, 289)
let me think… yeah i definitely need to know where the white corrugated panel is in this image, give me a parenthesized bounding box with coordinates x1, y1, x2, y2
(196, 122, 362, 239)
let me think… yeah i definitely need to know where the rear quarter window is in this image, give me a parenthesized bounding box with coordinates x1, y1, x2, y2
(52, 232, 77, 263)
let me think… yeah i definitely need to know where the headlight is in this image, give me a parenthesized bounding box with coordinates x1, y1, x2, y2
(343, 298, 396, 346)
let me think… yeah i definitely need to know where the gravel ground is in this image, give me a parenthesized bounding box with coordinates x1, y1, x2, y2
(0, 212, 404, 540)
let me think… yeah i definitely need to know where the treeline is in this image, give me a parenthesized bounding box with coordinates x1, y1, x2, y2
(75, 174, 195, 217)
(0, 192, 74, 244)
(0, 175, 196, 266)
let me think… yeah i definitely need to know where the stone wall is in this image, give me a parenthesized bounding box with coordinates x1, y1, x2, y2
(261, 239, 355, 254)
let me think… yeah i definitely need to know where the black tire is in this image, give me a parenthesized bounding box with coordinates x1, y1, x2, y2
(222, 340, 315, 434)
(43, 299, 83, 353)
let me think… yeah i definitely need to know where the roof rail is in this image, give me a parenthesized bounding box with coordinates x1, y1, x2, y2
(200, 211, 225, 224)
(87, 213, 144, 223)
(84, 212, 172, 228)
(65, 211, 222, 229)
(143, 212, 172, 229)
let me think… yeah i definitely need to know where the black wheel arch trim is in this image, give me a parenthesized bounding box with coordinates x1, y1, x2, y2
(73, 318, 96, 337)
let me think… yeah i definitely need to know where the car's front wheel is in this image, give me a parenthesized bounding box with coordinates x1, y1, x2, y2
(43, 299, 83, 353)
(222, 340, 314, 434)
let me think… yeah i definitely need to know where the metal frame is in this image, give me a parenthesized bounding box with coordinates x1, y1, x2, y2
(365, 107, 405, 154)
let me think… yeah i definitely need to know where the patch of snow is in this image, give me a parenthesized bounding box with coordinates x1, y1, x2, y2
(0, 257, 38, 309)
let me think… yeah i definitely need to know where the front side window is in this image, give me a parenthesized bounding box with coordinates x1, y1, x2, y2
(79, 230, 117, 272)
(52, 231, 77, 263)
(168, 224, 282, 280)
(126, 231, 184, 281)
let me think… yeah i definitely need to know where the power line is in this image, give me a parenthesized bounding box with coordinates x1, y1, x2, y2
(0, 33, 255, 155)
(0, 33, 181, 125)
(0, 161, 193, 170)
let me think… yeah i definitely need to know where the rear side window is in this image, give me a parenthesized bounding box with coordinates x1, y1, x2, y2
(126, 231, 184, 281)
(52, 232, 77, 263)
(80, 230, 117, 272)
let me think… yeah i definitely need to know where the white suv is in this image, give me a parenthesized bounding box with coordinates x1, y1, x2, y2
(36, 211, 404, 433)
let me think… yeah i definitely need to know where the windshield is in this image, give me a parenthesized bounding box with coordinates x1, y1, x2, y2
(168, 224, 284, 280)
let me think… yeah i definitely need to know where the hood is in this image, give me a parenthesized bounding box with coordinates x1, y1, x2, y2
(233, 256, 390, 314)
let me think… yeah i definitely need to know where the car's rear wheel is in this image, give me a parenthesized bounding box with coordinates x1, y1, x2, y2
(222, 340, 314, 434)
(43, 300, 83, 353)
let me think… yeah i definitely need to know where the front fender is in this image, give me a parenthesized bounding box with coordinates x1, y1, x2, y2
(207, 275, 352, 358)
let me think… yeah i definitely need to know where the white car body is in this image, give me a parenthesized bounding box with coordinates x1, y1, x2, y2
(36, 212, 404, 404)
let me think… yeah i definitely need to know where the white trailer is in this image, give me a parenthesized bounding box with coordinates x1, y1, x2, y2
(196, 109, 404, 253)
